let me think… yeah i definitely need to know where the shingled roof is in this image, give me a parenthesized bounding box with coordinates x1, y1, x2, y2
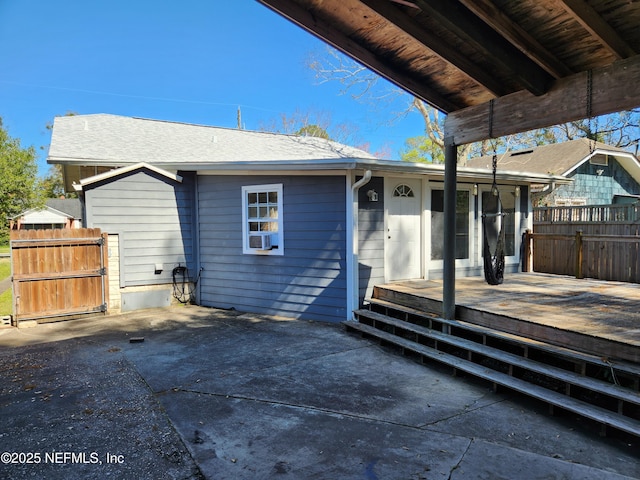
(466, 139, 639, 179)
(47, 114, 376, 169)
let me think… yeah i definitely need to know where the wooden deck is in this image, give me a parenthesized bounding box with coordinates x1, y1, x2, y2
(378, 273, 640, 363)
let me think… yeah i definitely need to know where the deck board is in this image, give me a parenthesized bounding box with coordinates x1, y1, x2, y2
(381, 273, 640, 354)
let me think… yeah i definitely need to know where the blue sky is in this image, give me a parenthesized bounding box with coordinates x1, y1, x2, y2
(0, 0, 425, 176)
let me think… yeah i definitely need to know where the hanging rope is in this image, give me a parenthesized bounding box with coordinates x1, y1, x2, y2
(482, 155, 506, 285)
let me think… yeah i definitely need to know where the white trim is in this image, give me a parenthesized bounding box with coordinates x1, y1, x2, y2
(562, 148, 640, 178)
(73, 162, 183, 191)
(241, 183, 284, 256)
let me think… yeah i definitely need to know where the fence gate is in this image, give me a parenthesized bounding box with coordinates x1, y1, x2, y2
(10, 228, 109, 325)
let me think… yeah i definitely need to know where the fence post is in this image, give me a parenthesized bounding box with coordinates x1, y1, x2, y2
(522, 229, 532, 272)
(575, 230, 583, 279)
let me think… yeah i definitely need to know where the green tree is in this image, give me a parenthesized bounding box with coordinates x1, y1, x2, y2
(0, 118, 42, 243)
(258, 108, 375, 154)
(40, 164, 75, 199)
(295, 124, 330, 139)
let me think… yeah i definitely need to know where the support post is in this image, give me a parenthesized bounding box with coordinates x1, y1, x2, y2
(575, 230, 583, 279)
(522, 229, 532, 272)
(443, 137, 457, 320)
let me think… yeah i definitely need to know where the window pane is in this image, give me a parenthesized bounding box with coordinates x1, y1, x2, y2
(248, 192, 258, 204)
(249, 222, 259, 232)
(269, 206, 278, 218)
(259, 206, 268, 218)
(431, 190, 444, 260)
(258, 192, 268, 203)
(482, 191, 515, 256)
(455, 191, 469, 259)
(431, 190, 469, 260)
(268, 192, 278, 203)
(248, 206, 258, 218)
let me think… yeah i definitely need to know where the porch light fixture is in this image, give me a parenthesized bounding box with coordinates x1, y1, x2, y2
(367, 189, 379, 202)
(514, 186, 520, 197)
(473, 184, 478, 196)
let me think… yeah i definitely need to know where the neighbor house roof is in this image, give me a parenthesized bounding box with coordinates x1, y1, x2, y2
(47, 114, 377, 169)
(44, 198, 82, 219)
(466, 139, 640, 184)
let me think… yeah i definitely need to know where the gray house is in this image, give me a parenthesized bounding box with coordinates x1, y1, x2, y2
(467, 139, 640, 207)
(47, 114, 567, 322)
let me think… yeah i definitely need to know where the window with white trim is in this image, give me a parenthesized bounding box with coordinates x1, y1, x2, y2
(242, 184, 284, 255)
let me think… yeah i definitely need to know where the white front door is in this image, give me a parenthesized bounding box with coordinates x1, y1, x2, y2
(386, 178, 422, 281)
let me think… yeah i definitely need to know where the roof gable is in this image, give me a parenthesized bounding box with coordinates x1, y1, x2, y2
(467, 139, 640, 180)
(73, 162, 183, 191)
(45, 198, 82, 219)
(12, 205, 73, 223)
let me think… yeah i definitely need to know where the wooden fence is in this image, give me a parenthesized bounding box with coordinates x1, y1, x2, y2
(10, 228, 109, 324)
(528, 204, 640, 283)
(534, 203, 640, 223)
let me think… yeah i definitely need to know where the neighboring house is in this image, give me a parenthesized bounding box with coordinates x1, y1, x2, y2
(467, 139, 640, 206)
(47, 114, 567, 321)
(10, 199, 82, 230)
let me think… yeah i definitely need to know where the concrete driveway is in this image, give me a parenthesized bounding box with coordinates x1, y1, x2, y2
(0, 306, 637, 479)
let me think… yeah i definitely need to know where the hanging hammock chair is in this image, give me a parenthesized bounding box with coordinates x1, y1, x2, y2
(482, 155, 506, 285)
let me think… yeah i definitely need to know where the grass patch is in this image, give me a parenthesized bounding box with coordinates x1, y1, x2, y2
(0, 258, 10, 316)
(0, 258, 10, 280)
(0, 288, 11, 316)
(0, 244, 8, 255)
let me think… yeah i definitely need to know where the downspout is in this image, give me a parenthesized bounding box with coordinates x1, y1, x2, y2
(348, 170, 372, 320)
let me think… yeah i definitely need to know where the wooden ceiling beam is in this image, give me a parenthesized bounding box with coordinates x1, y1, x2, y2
(444, 54, 640, 145)
(458, 0, 573, 79)
(411, 0, 553, 96)
(359, 0, 507, 95)
(560, 0, 636, 59)
(258, 0, 461, 112)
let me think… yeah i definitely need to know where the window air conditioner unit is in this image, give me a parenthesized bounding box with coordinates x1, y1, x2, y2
(248, 233, 272, 250)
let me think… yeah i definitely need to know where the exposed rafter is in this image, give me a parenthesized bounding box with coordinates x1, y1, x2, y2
(259, 0, 640, 125)
(259, 0, 462, 112)
(560, 0, 636, 59)
(360, 0, 507, 96)
(458, 0, 573, 78)
(411, 0, 553, 96)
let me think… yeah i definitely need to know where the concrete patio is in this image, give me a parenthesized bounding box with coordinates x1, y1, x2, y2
(0, 305, 637, 479)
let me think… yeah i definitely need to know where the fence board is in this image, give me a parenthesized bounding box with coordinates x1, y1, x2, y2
(10, 228, 108, 324)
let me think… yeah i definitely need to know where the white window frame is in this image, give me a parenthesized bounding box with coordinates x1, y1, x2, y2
(242, 183, 284, 255)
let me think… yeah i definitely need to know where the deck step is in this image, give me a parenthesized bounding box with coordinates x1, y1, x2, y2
(367, 298, 640, 390)
(372, 285, 640, 363)
(347, 309, 640, 438)
(355, 309, 640, 408)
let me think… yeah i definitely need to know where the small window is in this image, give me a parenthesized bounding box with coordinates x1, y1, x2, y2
(589, 154, 608, 166)
(242, 184, 283, 255)
(393, 184, 414, 197)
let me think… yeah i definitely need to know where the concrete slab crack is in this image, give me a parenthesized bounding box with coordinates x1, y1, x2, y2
(448, 438, 473, 480)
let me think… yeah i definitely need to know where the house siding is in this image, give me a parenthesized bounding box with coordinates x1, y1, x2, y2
(549, 158, 640, 205)
(84, 169, 196, 287)
(357, 176, 385, 303)
(198, 175, 348, 322)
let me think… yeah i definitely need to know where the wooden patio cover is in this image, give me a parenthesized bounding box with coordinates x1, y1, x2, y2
(257, 0, 640, 318)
